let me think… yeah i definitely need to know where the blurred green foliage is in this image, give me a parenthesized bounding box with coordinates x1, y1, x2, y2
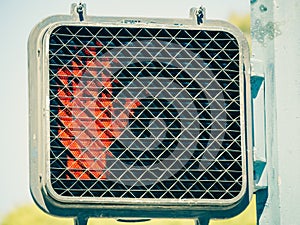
(1, 196, 256, 225)
(228, 12, 251, 45)
(229, 13, 251, 34)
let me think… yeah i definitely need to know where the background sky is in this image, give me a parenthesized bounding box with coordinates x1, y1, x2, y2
(0, 0, 249, 220)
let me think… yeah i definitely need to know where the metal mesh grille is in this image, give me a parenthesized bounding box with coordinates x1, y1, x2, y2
(49, 25, 243, 201)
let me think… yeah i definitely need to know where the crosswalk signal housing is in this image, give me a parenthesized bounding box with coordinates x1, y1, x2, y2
(28, 3, 252, 222)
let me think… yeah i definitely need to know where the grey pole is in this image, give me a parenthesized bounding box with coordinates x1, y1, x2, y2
(75, 217, 89, 225)
(251, 0, 300, 224)
(195, 218, 210, 225)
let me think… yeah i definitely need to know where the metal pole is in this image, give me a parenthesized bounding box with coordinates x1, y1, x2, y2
(251, 0, 300, 224)
(74, 217, 89, 225)
(195, 218, 210, 225)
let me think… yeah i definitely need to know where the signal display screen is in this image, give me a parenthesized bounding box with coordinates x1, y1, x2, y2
(49, 26, 243, 200)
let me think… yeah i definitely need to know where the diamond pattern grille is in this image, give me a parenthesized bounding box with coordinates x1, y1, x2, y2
(49, 25, 243, 201)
